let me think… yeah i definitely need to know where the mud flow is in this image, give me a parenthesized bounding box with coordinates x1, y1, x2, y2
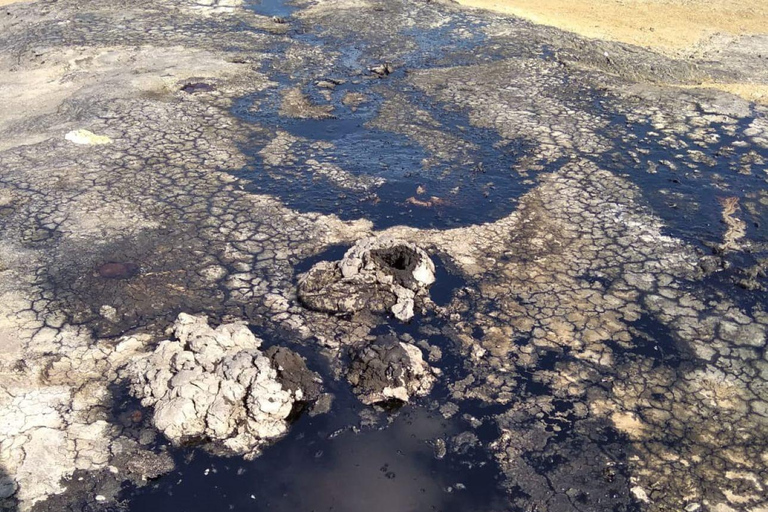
(1, 0, 767, 510)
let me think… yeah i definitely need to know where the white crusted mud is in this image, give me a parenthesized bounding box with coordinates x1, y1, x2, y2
(298, 237, 436, 322)
(131, 313, 321, 456)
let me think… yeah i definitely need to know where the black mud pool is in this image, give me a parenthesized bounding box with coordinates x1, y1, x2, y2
(231, 0, 539, 229)
(123, 396, 507, 512)
(1, 0, 768, 510)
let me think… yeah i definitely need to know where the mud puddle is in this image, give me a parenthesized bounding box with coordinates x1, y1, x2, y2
(122, 405, 507, 512)
(231, 1, 539, 229)
(119, 250, 510, 512)
(245, 0, 296, 18)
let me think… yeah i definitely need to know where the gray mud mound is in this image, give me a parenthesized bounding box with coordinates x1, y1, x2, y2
(264, 346, 322, 402)
(297, 237, 436, 321)
(130, 313, 321, 457)
(347, 336, 437, 405)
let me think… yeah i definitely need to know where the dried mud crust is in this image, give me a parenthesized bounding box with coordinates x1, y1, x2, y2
(0, 0, 766, 511)
(297, 237, 436, 321)
(130, 313, 323, 456)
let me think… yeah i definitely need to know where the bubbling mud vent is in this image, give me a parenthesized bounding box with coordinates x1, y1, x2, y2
(118, 253, 508, 512)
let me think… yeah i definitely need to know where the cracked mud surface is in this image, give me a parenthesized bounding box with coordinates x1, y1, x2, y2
(0, 0, 766, 511)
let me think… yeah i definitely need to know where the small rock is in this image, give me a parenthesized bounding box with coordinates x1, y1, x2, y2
(309, 393, 334, 417)
(264, 346, 322, 402)
(428, 345, 442, 362)
(439, 402, 459, 418)
(698, 255, 723, 274)
(630, 486, 650, 503)
(433, 438, 447, 459)
(315, 80, 338, 89)
(462, 414, 483, 428)
(369, 63, 394, 76)
(99, 305, 118, 322)
(181, 82, 215, 94)
(450, 431, 479, 455)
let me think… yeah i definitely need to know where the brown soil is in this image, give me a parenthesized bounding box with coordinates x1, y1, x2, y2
(457, 0, 768, 52)
(456, 0, 768, 103)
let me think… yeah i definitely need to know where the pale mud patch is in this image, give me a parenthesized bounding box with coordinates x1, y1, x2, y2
(0, 46, 272, 151)
(0, 331, 148, 510)
(717, 197, 747, 253)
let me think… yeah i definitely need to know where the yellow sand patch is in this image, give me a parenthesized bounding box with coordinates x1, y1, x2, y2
(456, 0, 768, 53)
(456, 0, 768, 104)
(681, 83, 768, 106)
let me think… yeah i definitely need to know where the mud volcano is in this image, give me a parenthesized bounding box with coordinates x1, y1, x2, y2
(298, 237, 436, 321)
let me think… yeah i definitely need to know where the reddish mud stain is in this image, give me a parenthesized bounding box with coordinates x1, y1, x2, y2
(98, 262, 140, 279)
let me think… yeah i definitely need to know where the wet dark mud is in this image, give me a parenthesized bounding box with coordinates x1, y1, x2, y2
(122, 405, 507, 512)
(2, 0, 768, 510)
(231, 2, 541, 229)
(598, 103, 768, 248)
(587, 91, 768, 310)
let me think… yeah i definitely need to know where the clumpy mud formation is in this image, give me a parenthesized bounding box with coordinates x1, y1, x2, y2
(131, 314, 321, 456)
(298, 237, 436, 321)
(347, 335, 436, 404)
(0, 0, 766, 511)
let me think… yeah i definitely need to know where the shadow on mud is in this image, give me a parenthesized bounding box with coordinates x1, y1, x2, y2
(0, 464, 19, 512)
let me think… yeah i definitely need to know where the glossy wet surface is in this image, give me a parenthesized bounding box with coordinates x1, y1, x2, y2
(124, 400, 507, 512)
(231, 0, 540, 229)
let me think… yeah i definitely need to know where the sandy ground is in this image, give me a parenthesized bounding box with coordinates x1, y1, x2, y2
(0, 0, 30, 5)
(456, 0, 768, 51)
(456, 0, 768, 103)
